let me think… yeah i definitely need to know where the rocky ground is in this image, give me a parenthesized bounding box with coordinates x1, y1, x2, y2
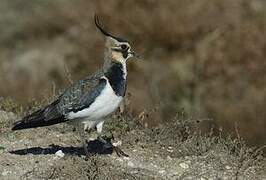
(0, 109, 265, 179)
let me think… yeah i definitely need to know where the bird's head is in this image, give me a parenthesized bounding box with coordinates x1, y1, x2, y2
(94, 15, 139, 64)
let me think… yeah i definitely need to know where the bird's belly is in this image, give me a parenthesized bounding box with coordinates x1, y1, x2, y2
(67, 82, 123, 120)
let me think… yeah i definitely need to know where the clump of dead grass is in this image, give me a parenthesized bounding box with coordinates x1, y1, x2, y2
(105, 108, 265, 179)
(0, 0, 265, 146)
(0, 97, 265, 179)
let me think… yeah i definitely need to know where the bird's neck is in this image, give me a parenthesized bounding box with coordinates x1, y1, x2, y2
(104, 61, 127, 97)
(104, 50, 127, 75)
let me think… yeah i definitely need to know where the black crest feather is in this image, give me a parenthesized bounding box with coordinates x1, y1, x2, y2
(94, 14, 128, 42)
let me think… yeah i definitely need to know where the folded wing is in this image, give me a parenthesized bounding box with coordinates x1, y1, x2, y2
(12, 71, 106, 131)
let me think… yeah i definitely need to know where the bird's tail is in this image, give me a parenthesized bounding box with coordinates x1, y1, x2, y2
(12, 101, 65, 131)
(12, 108, 46, 130)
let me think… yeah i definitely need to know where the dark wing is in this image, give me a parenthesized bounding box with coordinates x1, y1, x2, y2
(11, 99, 65, 130)
(57, 70, 106, 114)
(12, 70, 106, 131)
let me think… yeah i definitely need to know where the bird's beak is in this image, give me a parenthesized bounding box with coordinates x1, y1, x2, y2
(129, 50, 142, 60)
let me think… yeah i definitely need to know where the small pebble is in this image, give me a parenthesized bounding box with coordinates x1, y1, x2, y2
(2, 170, 10, 176)
(225, 165, 231, 170)
(200, 177, 207, 180)
(179, 162, 189, 169)
(159, 170, 165, 174)
(88, 137, 96, 141)
(112, 140, 122, 147)
(55, 150, 65, 158)
(167, 149, 174, 152)
(117, 158, 123, 162)
(127, 161, 134, 167)
(123, 156, 130, 160)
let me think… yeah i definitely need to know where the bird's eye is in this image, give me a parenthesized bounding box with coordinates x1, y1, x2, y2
(121, 44, 127, 50)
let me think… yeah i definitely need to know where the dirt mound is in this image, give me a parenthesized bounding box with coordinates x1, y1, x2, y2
(0, 110, 265, 179)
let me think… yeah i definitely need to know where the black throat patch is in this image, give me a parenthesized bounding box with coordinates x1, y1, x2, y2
(104, 62, 127, 97)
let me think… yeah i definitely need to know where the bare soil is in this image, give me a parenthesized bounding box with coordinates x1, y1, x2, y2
(0, 110, 265, 179)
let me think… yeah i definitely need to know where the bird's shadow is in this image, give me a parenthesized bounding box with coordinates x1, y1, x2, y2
(9, 139, 113, 156)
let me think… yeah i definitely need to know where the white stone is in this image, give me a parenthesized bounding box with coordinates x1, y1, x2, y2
(123, 156, 130, 160)
(225, 165, 231, 170)
(55, 150, 65, 158)
(112, 140, 122, 147)
(1, 170, 10, 176)
(159, 170, 166, 174)
(127, 161, 134, 167)
(200, 177, 207, 180)
(167, 149, 174, 152)
(179, 162, 189, 169)
(117, 158, 123, 162)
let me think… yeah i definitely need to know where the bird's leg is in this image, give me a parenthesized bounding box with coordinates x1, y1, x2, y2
(96, 121, 129, 157)
(95, 121, 109, 144)
(77, 124, 89, 158)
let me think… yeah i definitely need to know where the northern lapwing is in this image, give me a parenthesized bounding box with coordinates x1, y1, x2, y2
(12, 15, 139, 157)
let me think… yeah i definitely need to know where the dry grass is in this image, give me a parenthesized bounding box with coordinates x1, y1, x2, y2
(99, 108, 266, 179)
(0, 0, 265, 147)
(0, 97, 265, 179)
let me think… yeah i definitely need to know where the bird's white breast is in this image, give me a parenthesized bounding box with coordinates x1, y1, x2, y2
(67, 79, 123, 121)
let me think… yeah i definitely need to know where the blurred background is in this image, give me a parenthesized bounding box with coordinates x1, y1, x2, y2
(0, 0, 265, 147)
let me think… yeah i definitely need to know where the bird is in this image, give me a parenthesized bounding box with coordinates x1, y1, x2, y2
(11, 14, 140, 157)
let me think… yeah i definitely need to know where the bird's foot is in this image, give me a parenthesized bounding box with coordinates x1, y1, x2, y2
(82, 141, 91, 161)
(113, 146, 129, 157)
(97, 136, 129, 157)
